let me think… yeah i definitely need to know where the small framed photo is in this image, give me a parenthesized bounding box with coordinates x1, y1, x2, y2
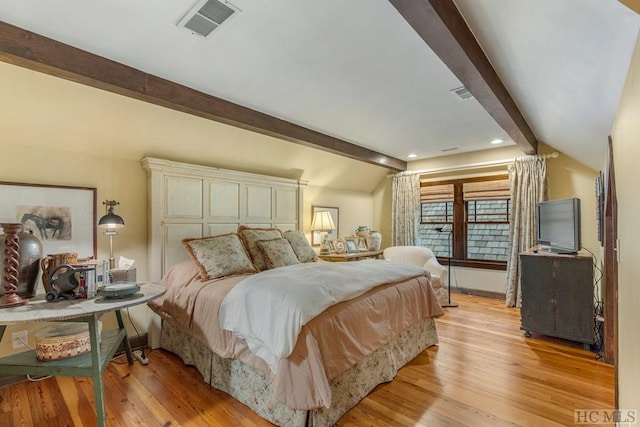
(333, 238, 347, 254)
(326, 241, 335, 253)
(345, 237, 359, 253)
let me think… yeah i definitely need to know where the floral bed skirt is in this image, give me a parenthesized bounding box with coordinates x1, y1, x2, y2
(160, 317, 439, 426)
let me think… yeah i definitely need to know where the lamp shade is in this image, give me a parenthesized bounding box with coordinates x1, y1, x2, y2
(98, 200, 125, 229)
(98, 213, 125, 229)
(310, 211, 335, 232)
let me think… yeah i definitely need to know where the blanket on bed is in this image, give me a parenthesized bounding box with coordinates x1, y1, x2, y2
(220, 260, 426, 372)
(149, 259, 443, 410)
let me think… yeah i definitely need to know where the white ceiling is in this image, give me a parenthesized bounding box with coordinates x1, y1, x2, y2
(0, 0, 638, 170)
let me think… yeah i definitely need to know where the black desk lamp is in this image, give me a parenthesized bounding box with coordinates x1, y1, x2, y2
(434, 226, 458, 308)
(98, 200, 125, 270)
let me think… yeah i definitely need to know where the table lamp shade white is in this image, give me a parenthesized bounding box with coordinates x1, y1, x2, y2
(311, 211, 335, 255)
(98, 200, 125, 269)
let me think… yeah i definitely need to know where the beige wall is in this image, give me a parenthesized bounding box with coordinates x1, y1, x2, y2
(408, 145, 523, 177)
(0, 62, 389, 194)
(372, 177, 393, 249)
(539, 144, 599, 256)
(0, 58, 604, 358)
(0, 62, 384, 356)
(304, 185, 375, 242)
(612, 31, 640, 413)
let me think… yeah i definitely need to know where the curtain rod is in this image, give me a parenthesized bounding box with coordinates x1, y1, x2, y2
(388, 152, 559, 177)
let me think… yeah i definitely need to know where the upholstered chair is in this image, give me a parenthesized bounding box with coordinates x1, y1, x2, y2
(383, 246, 448, 306)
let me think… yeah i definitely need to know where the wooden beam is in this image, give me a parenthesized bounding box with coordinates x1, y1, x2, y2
(388, 0, 538, 154)
(619, 0, 640, 14)
(0, 21, 406, 171)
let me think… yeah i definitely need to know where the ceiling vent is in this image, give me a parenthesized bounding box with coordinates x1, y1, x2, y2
(178, 0, 241, 38)
(450, 86, 475, 100)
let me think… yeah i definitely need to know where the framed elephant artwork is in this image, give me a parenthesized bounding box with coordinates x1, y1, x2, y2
(0, 181, 97, 259)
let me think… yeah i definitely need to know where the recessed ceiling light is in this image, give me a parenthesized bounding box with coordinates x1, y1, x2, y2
(378, 158, 387, 164)
(490, 139, 504, 145)
(408, 153, 417, 158)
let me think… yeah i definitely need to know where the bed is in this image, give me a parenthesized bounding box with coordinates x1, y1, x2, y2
(147, 226, 444, 425)
(142, 158, 444, 425)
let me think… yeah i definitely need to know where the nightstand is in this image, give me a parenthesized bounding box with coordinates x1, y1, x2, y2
(318, 249, 383, 262)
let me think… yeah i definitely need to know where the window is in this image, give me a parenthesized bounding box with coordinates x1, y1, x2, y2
(418, 175, 509, 270)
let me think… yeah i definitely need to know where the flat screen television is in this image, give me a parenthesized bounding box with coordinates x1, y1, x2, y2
(536, 197, 582, 254)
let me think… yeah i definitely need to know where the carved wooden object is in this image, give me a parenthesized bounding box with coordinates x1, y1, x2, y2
(0, 222, 26, 308)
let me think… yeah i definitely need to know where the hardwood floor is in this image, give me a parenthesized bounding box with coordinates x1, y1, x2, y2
(0, 294, 614, 426)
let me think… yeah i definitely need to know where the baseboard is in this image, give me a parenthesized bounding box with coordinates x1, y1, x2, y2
(452, 287, 505, 300)
(0, 333, 148, 389)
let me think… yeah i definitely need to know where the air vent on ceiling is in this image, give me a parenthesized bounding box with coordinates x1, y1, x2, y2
(178, 0, 241, 38)
(441, 147, 459, 152)
(450, 86, 474, 100)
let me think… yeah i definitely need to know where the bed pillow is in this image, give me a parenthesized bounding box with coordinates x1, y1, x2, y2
(257, 238, 300, 269)
(237, 226, 284, 270)
(282, 230, 318, 263)
(182, 233, 258, 280)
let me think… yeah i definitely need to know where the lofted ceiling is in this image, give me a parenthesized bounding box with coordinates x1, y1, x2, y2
(0, 0, 638, 171)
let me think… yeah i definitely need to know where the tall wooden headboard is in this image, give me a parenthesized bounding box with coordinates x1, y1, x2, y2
(142, 157, 307, 282)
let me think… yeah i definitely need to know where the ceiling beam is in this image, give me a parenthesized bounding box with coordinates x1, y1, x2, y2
(389, 0, 538, 154)
(0, 21, 406, 171)
(619, 0, 640, 14)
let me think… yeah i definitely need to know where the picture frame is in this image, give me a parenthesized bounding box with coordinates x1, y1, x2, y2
(0, 181, 97, 258)
(326, 241, 335, 253)
(333, 238, 347, 254)
(311, 205, 339, 246)
(345, 236, 360, 253)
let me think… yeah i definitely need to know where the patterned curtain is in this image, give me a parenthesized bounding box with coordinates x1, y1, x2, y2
(505, 155, 547, 307)
(391, 172, 420, 246)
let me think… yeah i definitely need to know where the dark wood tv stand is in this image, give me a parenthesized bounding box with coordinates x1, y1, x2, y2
(519, 249, 595, 347)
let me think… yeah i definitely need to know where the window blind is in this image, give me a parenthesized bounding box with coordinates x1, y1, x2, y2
(462, 179, 510, 200)
(420, 183, 453, 203)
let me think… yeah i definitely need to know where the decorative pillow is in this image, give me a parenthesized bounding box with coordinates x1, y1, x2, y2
(237, 226, 283, 270)
(282, 230, 318, 263)
(257, 238, 300, 269)
(182, 233, 258, 281)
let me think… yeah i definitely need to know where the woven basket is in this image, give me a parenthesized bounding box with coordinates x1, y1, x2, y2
(35, 321, 102, 361)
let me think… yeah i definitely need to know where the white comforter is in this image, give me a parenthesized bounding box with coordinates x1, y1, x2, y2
(219, 259, 426, 372)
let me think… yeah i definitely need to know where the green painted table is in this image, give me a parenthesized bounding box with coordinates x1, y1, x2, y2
(0, 282, 166, 426)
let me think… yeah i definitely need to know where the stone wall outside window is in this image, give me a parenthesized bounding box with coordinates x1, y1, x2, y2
(419, 201, 509, 261)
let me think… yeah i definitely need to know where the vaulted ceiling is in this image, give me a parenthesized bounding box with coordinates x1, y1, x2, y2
(0, 0, 638, 171)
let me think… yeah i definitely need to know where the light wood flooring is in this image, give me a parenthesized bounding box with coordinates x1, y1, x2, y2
(0, 294, 614, 426)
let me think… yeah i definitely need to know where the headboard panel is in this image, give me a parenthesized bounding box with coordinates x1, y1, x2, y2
(142, 157, 307, 281)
